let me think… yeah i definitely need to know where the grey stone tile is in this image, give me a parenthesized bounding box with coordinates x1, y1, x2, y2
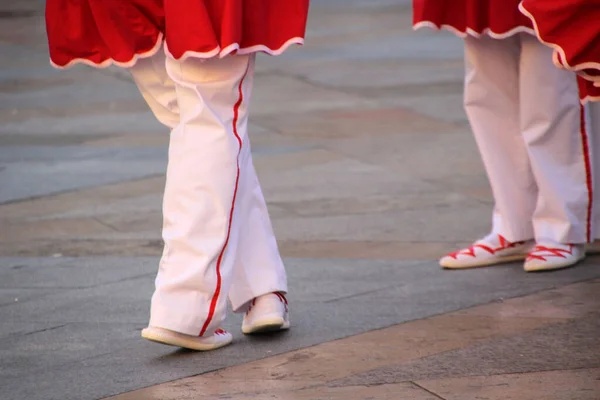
(0, 288, 59, 306)
(0, 321, 64, 340)
(0, 146, 167, 203)
(0, 111, 165, 137)
(0, 257, 156, 289)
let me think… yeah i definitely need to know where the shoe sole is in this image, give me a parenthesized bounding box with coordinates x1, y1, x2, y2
(141, 328, 232, 351)
(440, 254, 527, 269)
(242, 316, 290, 335)
(524, 256, 585, 272)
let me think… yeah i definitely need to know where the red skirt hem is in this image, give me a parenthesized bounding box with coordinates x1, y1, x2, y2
(520, 0, 600, 86)
(412, 21, 534, 39)
(50, 34, 305, 69)
(46, 0, 309, 69)
(413, 0, 534, 39)
(579, 77, 600, 104)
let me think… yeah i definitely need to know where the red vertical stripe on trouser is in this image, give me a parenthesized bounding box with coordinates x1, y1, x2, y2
(580, 104, 593, 243)
(199, 62, 251, 337)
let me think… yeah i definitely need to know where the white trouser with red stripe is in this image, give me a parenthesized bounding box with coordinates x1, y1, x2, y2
(129, 51, 287, 336)
(589, 101, 600, 238)
(464, 33, 593, 244)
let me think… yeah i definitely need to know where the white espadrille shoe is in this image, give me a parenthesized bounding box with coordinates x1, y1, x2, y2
(523, 242, 585, 272)
(141, 326, 232, 351)
(242, 292, 290, 334)
(440, 233, 534, 269)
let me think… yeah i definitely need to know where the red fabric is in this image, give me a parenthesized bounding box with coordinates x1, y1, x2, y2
(520, 0, 600, 84)
(579, 76, 600, 103)
(413, 0, 533, 37)
(46, 0, 309, 68)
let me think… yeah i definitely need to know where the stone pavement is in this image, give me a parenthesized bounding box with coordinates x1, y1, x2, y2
(109, 279, 600, 400)
(1, 1, 599, 400)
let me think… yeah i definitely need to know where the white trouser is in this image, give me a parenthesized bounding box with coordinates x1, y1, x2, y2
(129, 51, 287, 336)
(464, 33, 593, 244)
(589, 102, 600, 238)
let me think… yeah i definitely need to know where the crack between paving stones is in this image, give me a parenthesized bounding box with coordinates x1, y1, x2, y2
(410, 381, 447, 400)
(323, 281, 416, 304)
(23, 323, 69, 336)
(3, 323, 70, 341)
(92, 217, 121, 232)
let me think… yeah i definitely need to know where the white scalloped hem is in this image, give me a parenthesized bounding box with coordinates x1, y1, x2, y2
(50, 35, 303, 69)
(573, 67, 600, 86)
(580, 94, 600, 105)
(164, 36, 304, 62)
(413, 21, 535, 39)
(50, 32, 164, 70)
(519, 3, 600, 83)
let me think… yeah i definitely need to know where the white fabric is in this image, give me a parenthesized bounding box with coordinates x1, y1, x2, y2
(129, 52, 287, 336)
(129, 54, 179, 129)
(589, 102, 600, 238)
(464, 33, 592, 244)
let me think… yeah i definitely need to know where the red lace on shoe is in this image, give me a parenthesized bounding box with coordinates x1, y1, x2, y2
(526, 244, 573, 262)
(246, 292, 288, 314)
(274, 291, 289, 312)
(246, 298, 257, 315)
(447, 235, 525, 259)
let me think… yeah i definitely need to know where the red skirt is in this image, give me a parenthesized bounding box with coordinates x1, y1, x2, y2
(413, 0, 534, 38)
(46, 0, 310, 69)
(520, 0, 600, 85)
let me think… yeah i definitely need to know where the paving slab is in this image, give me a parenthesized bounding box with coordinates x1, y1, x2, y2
(334, 313, 600, 385)
(1, 255, 600, 400)
(0, 145, 167, 203)
(417, 369, 600, 400)
(105, 279, 600, 400)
